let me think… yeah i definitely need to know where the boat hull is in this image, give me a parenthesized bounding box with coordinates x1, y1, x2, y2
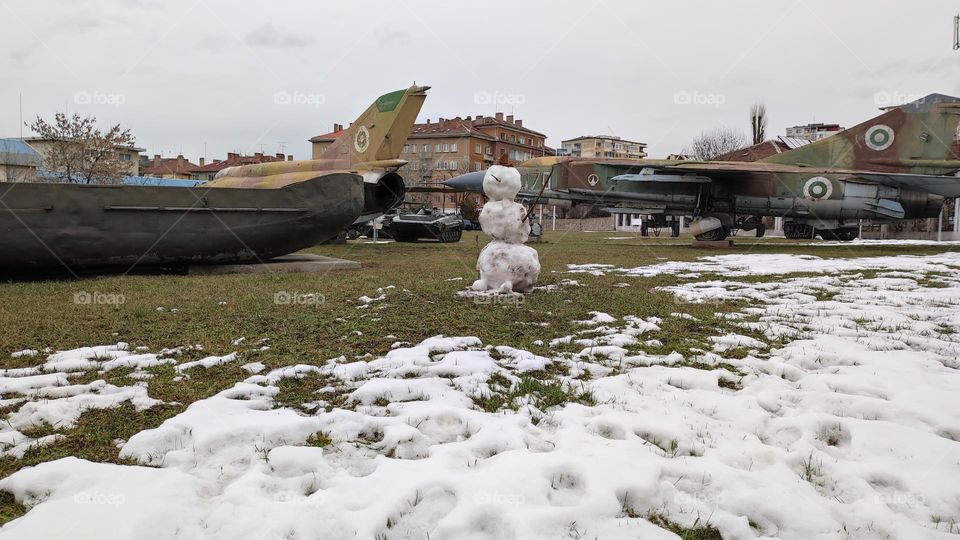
(0, 173, 363, 270)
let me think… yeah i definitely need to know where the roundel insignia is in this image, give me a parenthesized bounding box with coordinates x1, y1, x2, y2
(354, 126, 370, 153)
(587, 173, 599, 186)
(803, 176, 833, 201)
(865, 124, 895, 151)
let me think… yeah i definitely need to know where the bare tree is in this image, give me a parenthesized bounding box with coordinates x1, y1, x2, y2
(686, 127, 747, 160)
(458, 193, 479, 220)
(750, 103, 767, 145)
(28, 113, 136, 184)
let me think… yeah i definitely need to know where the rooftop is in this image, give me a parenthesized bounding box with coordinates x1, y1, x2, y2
(0, 139, 42, 167)
(190, 152, 293, 173)
(21, 136, 145, 153)
(308, 114, 546, 144)
(140, 155, 199, 176)
(562, 135, 648, 146)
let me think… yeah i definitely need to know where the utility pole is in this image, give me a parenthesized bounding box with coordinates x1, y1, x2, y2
(954, 14, 959, 50)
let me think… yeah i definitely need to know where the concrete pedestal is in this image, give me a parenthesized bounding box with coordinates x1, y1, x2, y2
(691, 240, 735, 249)
(188, 254, 360, 275)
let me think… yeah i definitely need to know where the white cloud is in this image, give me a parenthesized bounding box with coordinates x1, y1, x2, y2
(243, 23, 311, 48)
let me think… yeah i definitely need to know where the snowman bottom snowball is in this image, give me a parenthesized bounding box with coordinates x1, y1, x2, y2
(472, 240, 541, 294)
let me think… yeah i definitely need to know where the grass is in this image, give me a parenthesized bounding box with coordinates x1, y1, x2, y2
(647, 513, 723, 540)
(473, 372, 595, 413)
(0, 230, 956, 527)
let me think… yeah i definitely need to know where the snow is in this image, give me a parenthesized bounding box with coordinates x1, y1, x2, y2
(574, 311, 617, 325)
(174, 352, 238, 373)
(2, 252, 960, 539)
(568, 252, 960, 278)
(241, 362, 266, 374)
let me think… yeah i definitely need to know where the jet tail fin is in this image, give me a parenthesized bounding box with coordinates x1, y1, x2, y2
(319, 85, 429, 167)
(762, 94, 960, 176)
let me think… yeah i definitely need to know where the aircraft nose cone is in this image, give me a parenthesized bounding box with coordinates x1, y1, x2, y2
(443, 170, 485, 192)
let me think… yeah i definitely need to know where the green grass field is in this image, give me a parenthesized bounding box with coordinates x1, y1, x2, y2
(0, 231, 956, 531)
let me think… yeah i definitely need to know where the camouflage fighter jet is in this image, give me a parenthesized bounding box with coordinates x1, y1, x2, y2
(0, 85, 427, 271)
(444, 94, 960, 241)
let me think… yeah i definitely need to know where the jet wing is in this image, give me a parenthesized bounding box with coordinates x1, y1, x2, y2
(855, 172, 960, 197)
(631, 162, 960, 196)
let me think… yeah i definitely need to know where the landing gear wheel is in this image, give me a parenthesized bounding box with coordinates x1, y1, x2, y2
(818, 228, 857, 242)
(834, 229, 858, 242)
(694, 226, 730, 241)
(755, 223, 766, 238)
(346, 228, 360, 240)
(670, 222, 680, 237)
(784, 223, 814, 240)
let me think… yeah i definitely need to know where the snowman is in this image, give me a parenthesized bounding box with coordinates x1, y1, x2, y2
(471, 163, 541, 293)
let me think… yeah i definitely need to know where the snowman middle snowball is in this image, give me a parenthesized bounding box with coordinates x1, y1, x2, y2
(472, 165, 541, 293)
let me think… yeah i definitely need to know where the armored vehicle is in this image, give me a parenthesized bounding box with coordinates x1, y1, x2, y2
(390, 208, 463, 243)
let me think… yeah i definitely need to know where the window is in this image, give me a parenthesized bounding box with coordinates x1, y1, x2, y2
(485, 145, 492, 155)
(435, 143, 442, 152)
(519, 137, 525, 145)
(443, 143, 449, 152)
(450, 161, 457, 171)
(474, 162, 481, 171)
(475, 143, 481, 154)
(451, 143, 457, 152)
(511, 135, 517, 143)
(422, 144, 429, 153)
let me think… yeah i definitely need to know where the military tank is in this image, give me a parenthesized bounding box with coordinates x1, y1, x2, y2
(390, 208, 463, 243)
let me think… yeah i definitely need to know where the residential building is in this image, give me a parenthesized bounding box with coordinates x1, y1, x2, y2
(189, 152, 295, 181)
(23, 137, 144, 175)
(140, 154, 199, 179)
(309, 113, 548, 208)
(785, 123, 845, 142)
(0, 139, 42, 182)
(561, 135, 647, 160)
(308, 123, 345, 159)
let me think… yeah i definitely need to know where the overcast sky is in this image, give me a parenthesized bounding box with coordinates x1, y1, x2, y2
(2, 0, 958, 160)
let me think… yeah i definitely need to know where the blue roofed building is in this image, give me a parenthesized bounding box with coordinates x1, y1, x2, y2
(0, 139, 42, 182)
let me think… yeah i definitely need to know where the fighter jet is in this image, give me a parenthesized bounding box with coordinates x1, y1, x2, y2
(444, 94, 960, 241)
(0, 85, 427, 271)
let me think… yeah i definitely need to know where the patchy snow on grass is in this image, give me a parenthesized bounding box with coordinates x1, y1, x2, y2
(174, 352, 238, 373)
(569, 252, 960, 278)
(2, 253, 960, 539)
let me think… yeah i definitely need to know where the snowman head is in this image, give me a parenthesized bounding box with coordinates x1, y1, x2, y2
(482, 165, 521, 201)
